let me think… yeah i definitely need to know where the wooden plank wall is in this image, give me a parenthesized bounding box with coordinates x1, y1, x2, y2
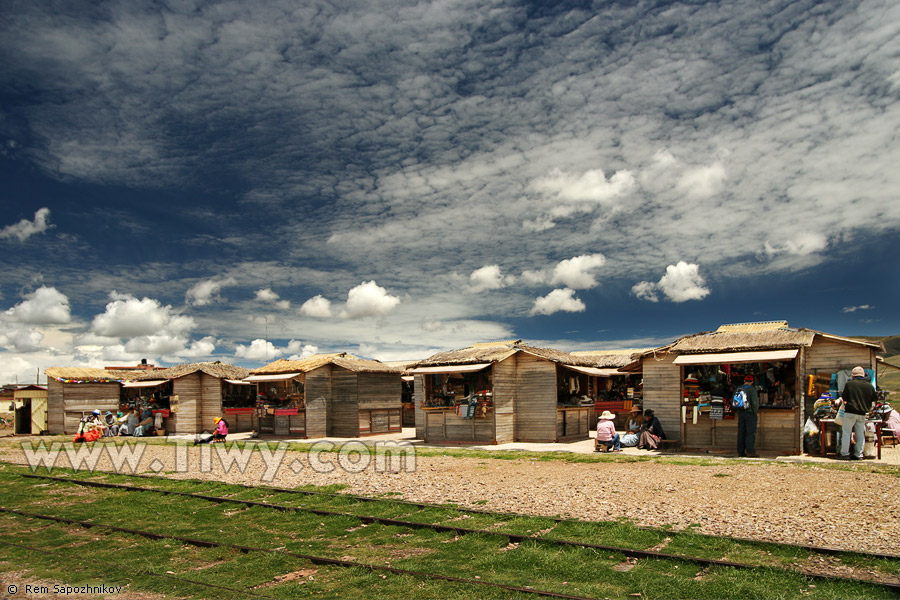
(306, 366, 331, 437)
(414, 374, 425, 439)
(61, 382, 121, 434)
(330, 368, 359, 437)
(47, 380, 65, 434)
(493, 359, 514, 443)
(513, 354, 557, 442)
(805, 338, 874, 373)
(641, 354, 681, 442)
(199, 374, 223, 430)
(358, 373, 402, 410)
(172, 373, 201, 434)
(306, 396, 327, 437)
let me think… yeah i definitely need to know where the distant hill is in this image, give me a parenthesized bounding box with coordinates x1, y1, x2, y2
(852, 335, 900, 356)
(851, 335, 900, 394)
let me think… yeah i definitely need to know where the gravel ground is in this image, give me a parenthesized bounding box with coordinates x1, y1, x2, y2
(3, 438, 900, 558)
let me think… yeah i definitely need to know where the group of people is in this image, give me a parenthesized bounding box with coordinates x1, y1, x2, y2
(595, 407, 666, 452)
(73, 406, 156, 443)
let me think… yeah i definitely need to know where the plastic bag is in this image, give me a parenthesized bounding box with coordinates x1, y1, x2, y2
(834, 406, 845, 426)
(804, 417, 819, 436)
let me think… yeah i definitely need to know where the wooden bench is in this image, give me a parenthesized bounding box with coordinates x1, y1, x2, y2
(657, 439, 680, 452)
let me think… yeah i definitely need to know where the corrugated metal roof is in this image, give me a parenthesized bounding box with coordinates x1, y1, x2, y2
(716, 321, 789, 333)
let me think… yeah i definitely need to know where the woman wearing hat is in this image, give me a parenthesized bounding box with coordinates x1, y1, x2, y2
(194, 416, 229, 445)
(638, 409, 666, 450)
(594, 410, 621, 452)
(621, 407, 643, 447)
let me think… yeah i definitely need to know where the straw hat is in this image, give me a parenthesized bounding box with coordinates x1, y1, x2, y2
(599, 410, 616, 420)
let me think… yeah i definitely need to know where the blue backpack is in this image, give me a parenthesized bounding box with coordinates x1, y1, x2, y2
(732, 386, 749, 410)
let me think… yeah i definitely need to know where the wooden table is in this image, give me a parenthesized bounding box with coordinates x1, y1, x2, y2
(818, 418, 882, 459)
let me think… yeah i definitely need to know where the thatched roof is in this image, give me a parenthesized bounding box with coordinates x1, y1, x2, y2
(638, 322, 881, 357)
(45, 367, 145, 382)
(570, 349, 652, 368)
(415, 341, 593, 368)
(251, 353, 400, 375)
(134, 362, 250, 381)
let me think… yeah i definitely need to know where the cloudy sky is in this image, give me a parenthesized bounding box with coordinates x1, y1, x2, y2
(1, 0, 898, 383)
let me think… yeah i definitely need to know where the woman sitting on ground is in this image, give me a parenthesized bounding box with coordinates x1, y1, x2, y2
(620, 407, 643, 447)
(194, 417, 228, 445)
(638, 409, 666, 450)
(594, 410, 621, 452)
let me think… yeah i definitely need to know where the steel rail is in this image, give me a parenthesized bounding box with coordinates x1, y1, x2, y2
(0, 507, 605, 600)
(19, 472, 900, 593)
(7, 461, 900, 562)
(112, 469, 900, 562)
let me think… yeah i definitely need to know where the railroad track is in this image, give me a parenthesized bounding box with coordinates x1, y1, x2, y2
(14, 471, 900, 594)
(0, 507, 603, 600)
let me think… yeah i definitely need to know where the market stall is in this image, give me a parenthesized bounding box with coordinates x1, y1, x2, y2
(412, 341, 611, 444)
(636, 321, 882, 455)
(45, 367, 140, 434)
(131, 362, 250, 435)
(249, 353, 402, 438)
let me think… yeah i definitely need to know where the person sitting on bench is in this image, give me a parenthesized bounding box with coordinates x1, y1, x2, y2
(595, 410, 621, 452)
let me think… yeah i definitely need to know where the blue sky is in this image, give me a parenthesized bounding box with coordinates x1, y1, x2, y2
(1, 0, 898, 382)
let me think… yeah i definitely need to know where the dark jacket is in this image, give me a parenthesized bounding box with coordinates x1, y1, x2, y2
(642, 417, 666, 440)
(841, 377, 876, 415)
(740, 384, 760, 415)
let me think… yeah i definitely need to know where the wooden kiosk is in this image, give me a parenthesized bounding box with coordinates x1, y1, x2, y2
(636, 322, 882, 455)
(249, 353, 402, 438)
(412, 341, 608, 444)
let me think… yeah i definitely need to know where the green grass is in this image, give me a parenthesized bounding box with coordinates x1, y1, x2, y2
(0, 463, 897, 600)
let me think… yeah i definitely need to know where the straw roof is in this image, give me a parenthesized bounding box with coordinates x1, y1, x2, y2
(638, 322, 880, 357)
(415, 341, 590, 368)
(570, 349, 653, 368)
(133, 362, 250, 381)
(251, 353, 400, 375)
(44, 367, 145, 382)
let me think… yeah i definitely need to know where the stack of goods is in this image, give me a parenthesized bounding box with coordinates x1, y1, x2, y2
(813, 393, 834, 418)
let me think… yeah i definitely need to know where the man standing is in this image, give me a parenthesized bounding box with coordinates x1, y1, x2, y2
(736, 375, 760, 457)
(840, 366, 876, 460)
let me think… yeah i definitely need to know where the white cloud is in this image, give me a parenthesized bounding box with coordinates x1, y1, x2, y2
(300, 295, 333, 318)
(550, 254, 606, 290)
(468, 265, 513, 293)
(633, 261, 710, 303)
(532, 168, 635, 203)
(255, 288, 290, 309)
(658, 261, 710, 302)
(91, 291, 195, 338)
(522, 216, 556, 232)
(676, 162, 726, 199)
(186, 277, 237, 306)
(631, 281, 659, 303)
(0, 323, 44, 352)
(530, 288, 586, 316)
(5, 286, 71, 325)
(764, 232, 829, 257)
(842, 304, 874, 313)
(421, 320, 444, 332)
(0, 208, 52, 242)
(235, 338, 282, 362)
(286, 339, 318, 360)
(520, 270, 548, 286)
(175, 336, 217, 358)
(343, 281, 400, 319)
